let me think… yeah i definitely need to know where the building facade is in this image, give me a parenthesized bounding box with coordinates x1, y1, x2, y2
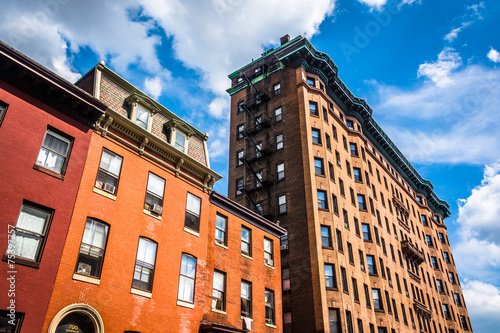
(0, 43, 106, 332)
(226, 35, 472, 333)
(41, 63, 285, 333)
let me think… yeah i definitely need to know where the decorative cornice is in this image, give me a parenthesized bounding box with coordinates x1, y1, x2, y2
(226, 36, 451, 218)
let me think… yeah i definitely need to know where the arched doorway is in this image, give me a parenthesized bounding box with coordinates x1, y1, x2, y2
(48, 304, 104, 333)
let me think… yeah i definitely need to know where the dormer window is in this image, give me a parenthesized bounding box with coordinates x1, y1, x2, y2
(164, 119, 195, 155)
(175, 131, 187, 153)
(135, 105, 150, 130)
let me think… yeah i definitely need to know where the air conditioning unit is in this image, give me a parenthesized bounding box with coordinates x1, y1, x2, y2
(103, 183, 116, 194)
(265, 258, 274, 266)
(152, 204, 163, 214)
(280, 245, 289, 251)
(361, 264, 365, 270)
(76, 262, 92, 275)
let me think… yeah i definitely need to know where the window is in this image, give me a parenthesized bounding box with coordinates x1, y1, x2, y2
(329, 162, 335, 180)
(178, 254, 197, 303)
(309, 101, 318, 115)
(346, 120, 354, 129)
(350, 143, 358, 156)
(347, 242, 354, 264)
(449, 272, 456, 284)
(255, 142, 262, 158)
(353, 278, 360, 302)
(36, 128, 72, 175)
(362, 224, 371, 241)
(264, 238, 274, 266)
(354, 218, 360, 236)
(421, 215, 428, 226)
(215, 214, 227, 246)
(321, 226, 332, 248)
(185, 193, 201, 232)
(364, 284, 371, 308)
(367, 255, 376, 274)
(275, 107, 282, 122)
(265, 289, 275, 325)
(312, 128, 321, 144)
(323, 107, 328, 122)
(443, 252, 450, 263)
(237, 150, 244, 166)
(372, 289, 383, 310)
(95, 149, 122, 195)
(442, 304, 451, 319)
(353, 168, 362, 182)
(132, 238, 157, 292)
(270, 164, 283, 184)
(336, 151, 341, 166)
(329, 308, 340, 333)
(439, 233, 446, 244)
(314, 158, 324, 175)
(255, 171, 263, 187)
(343, 135, 348, 150)
(237, 124, 245, 139)
(75, 218, 109, 278)
(276, 133, 283, 150)
(278, 194, 287, 214)
(282, 267, 291, 291)
(332, 125, 338, 139)
(0, 101, 8, 126)
(341, 267, 349, 294)
(325, 263, 337, 289)
(431, 256, 438, 270)
(359, 250, 365, 270)
(0, 310, 24, 332)
(454, 293, 462, 306)
(343, 209, 349, 228)
(237, 101, 244, 113)
(326, 133, 331, 149)
(339, 178, 345, 196)
(357, 195, 366, 210)
(437, 279, 444, 293)
(212, 270, 226, 311)
(236, 178, 244, 196)
(426, 235, 433, 246)
(144, 173, 165, 214)
(336, 229, 344, 252)
(346, 161, 352, 176)
(307, 77, 315, 86)
(318, 190, 328, 210)
(135, 105, 150, 130)
(8, 202, 52, 264)
(460, 315, 469, 330)
(241, 280, 252, 317)
(274, 83, 281, 95)
(174, 131, 187, 152)
(241, 226, 252, 257)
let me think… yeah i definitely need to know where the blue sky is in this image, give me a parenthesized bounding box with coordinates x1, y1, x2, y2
(1, 0, 499, 331)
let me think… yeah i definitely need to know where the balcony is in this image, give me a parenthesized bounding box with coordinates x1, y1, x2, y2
(244, 170, 274, 193)
(244, 115, 272, 135)
(413, 300, 432, 319)
(401, 240, 425, 264)
(243, 141, 273, 163)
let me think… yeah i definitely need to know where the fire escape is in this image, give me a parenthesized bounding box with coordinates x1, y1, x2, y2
(237, 66, 276, 220)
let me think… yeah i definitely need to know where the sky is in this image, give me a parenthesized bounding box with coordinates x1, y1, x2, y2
(1, 0, 499, 331)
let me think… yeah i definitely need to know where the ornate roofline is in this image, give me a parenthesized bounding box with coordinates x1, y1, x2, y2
(226, 37, 451, 218)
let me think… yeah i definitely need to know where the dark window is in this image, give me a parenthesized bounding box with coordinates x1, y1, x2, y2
(95, 149, 123, 195)
(323, 107, 328, 122)
(353, 278, 359, 302)
(332, 194, 339, 214)
(343, 135, 348, 150)
(336, 229, 343, 252)
(325, 263, 337, 288)
(326, 133, 331, 149)
(364, 284, 371, 308)
(332, 125, 338, 140)
(357, 195, 366, 210)
(132, 238, 157, 292)
(329, 162, 335, 180)
(237, 124, 245, 139)
(312, 128, 321, 144)
(329, 308, 340, 333)
(265, 289, 275, 325)
(0, 101, 8, 126)
(75, 218, 109, 278)
(339, 178, 345, 196)
(318, 190, 328, 210)
(184, 193, 201, 232)
(341, 266, 349, 293)
(350, 143, 358, 156)
(321, 226, 332, 248)
(367, 255, 376, 274)
(241, 280, 252, 317)
(278, 194, 287, 214)
(353, 168, 362, 182)
(315, 157, 325, 175)
(347, 242, 354, 264)
(144, 173, 165, 214)
(309, 101, 318, 115)
(35, 128, 73, 175)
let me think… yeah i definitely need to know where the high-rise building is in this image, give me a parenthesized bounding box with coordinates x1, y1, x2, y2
(227, 35, 472, 333)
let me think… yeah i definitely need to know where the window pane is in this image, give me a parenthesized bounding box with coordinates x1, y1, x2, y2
(137, 238, 157, 265)
(147, 173, 165, 198)
(100, 150, 122, 176)
(175, 132, 186, 152)
(186, 193, 201, 214)
(181, 255, 197, 278)
(178, 276, 195, 302)
(136, 106, 149, 129)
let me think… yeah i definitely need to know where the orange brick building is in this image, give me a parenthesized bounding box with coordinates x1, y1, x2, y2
(226, 35, 472, 333)
(42, 63, 285, 333)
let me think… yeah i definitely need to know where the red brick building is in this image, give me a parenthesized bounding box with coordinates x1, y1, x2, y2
(41, 63, 286, 333)
(0, 43, 106, 332)
(226, 35, 472, 333)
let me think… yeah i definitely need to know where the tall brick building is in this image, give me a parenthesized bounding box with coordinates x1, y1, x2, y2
(226, 35, 472, 333)
(41, 62, 286, 333)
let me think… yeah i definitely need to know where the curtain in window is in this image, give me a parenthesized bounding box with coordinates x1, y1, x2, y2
(148, 173, 165, 197)
(100, 150, 122, 175)
(37, 131, 69, 172)
(186, 194, 201, 214)
(13, 206, 49, 260)
(178, 255, 196, 302)
(136, 107, 150, 129)
(137, 239, 157, 265)
(81, 220, 107, 257)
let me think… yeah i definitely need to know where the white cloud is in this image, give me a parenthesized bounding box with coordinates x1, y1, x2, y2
(138, 0, 336, 97)
(208, 97, 230, 119)
(357, 0, 387, 11)
(417, 47, 462, 87)
(487, 47, 500, 63)
(462, 280, 500, 332)
(0, 0, 163, 81)
(144, 76, 163, 99)
(444, 22, 471, 42)
(467, 2, 485, 20)
(208, 123, 229, 160)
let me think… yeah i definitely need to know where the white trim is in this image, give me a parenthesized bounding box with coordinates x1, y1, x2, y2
(241, 253, 253, 260)
(47, 303, 104, 333)
(177, 300, 195, 309)
(143, 209, 162, 221)
(72, 273, 100, 285)
(93, 187, 117, 200)
(211, 308, 227, 315)
(184, 227, 200, 237)
(131, 287, 152, 298)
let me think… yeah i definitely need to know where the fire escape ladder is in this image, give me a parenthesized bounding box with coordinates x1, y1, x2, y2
(240, 103, 256, 121)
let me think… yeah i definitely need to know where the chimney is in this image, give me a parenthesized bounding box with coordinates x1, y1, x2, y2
(280, 34, 290, 46)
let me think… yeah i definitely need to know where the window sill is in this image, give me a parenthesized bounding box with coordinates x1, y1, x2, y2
(326, 287, 338, 291)
(73, 273, 100, 285)
(318, 208, 329, 212)
(264, 263, 275, 269)
(177, 300, 194, 309)
(215, 241, 228, 249)
(184, 227, 200, 237)
(2, 254, 39, 268)
(241, 253, 253, 260)
(212, 308, 226, 315)
(93, 187, 117, 201)
(143, 209, 162, 221)
(265, 323, 277, 329)
(33, 164, 65, 180)
(316, 174, 326, 178)
(131, 288, 152, 298)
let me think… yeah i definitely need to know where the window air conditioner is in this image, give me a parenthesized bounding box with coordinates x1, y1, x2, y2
(103, 183, 116, 194)
(152, 204, 163, 214)
(265, 258, 274, 266)
(280, 245, 289, 251)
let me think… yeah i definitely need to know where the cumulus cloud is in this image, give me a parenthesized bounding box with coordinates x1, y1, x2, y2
(357, 0, 387, 11)
(138, 0, 336, 96)
(417, 47, 462, 87)
(462, 280, 500, 332)
(208, 97, 230, 120)
(144, 76, 163, 99)
(487, 47, 500, 63)
(444, 22, 471, 42)
(0, 0, 162, 81)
